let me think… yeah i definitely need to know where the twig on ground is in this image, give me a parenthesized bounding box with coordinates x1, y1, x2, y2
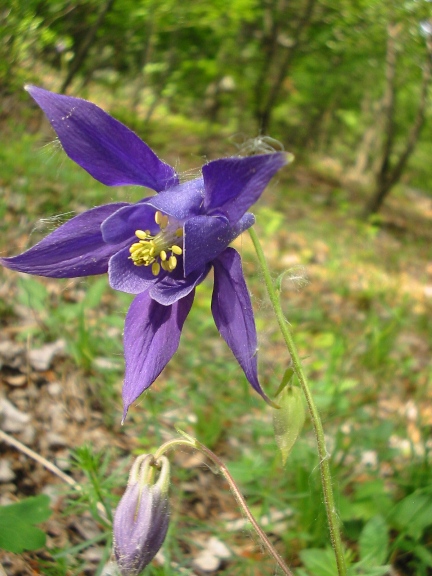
(0, 429, 77, 488)
(0, 429, 108, 521)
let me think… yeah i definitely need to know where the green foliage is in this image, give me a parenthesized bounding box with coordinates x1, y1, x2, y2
(298, 547, 341, 576)
(358, 515, 389, 569)
(0, 495, 51, 553)
(388, 490, 432, 540)
(298, 522, 391, 576)
(16, 275, 125, 375)
(69, 445, 125, 525)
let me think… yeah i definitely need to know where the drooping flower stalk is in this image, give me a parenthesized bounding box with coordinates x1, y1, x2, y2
(153, 433, 294, 576)
(248, 227, 347, 576)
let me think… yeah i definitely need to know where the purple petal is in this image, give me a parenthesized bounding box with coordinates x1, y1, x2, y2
(146, 178, 204, 220)
(183, 212, 254, 277)
(122, 290, 194, 418)
(26, 86, 178, 192)
(101, 202, 157, 244)
(108, 246, 161, 294)
(0, 203, 129, 278)
(149, 263, 211, 305)
(202, 153, 288, 223)
(211, 247, 270, 403)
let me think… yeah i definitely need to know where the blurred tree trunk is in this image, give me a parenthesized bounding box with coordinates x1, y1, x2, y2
(0, 1, 36, 97)
(131, 10, 155, 114)
(364, 24, 432, 217)
(315, 92, 343, 153)
(145, 31, 179, 124)
(60, 0, 116, 94)
(254, 0, 316, 134)
(349, 93, 383, 180)
(253, 0, 285, 132)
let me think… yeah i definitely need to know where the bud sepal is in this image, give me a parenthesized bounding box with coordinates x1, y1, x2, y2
(113, 454, 170, 575)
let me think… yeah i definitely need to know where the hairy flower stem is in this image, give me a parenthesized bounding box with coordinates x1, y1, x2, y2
(248, 227, 347, 576)
(154, 436, 293, 576)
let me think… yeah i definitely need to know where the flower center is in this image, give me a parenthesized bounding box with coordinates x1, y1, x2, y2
(129, 211, 183, 276)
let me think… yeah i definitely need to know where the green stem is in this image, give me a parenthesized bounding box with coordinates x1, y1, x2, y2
(89, 469, 113, 524)
(154, 437, 294, 576)
(248, 227, 347, 576)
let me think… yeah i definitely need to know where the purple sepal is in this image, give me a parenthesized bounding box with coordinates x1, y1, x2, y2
(183, 212, 255, 277)
(202, 153, 288, 223)
(26, 86, 178, 192)
(122, 290, 195, 419)
(212, 247, 270, 403)
(0, 203, 129, 278)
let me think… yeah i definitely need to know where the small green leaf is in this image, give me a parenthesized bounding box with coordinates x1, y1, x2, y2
(274, 367, 295, 396)
(300, 548, 338, 576)
(176, 428, 199, 449)
(352, 566, 391, 576)
(272, 385, 305, 465)
(275, 270, 289, 292)
(413, 544, 432, 567)
(389, 491, 432, 540)
(0, 495, 51, 553)
(359, 515, 389, 567)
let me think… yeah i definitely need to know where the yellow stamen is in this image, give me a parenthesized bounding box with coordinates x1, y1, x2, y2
(155, 211, 163, 225)
(154, 212, 168, 228)
(128, 211, 183, 276)
(129, 243, 142, 253)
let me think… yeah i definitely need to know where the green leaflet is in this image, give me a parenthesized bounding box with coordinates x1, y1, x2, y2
(0, 494, 51, 553)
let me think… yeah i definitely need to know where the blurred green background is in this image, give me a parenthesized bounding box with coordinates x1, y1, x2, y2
(0, 1, 432, 575)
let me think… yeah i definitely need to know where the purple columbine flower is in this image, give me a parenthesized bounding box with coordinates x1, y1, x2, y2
(113, 454, 170, 575)
(1, 86, 288, 419)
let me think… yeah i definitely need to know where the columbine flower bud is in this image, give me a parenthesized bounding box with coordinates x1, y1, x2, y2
(113, 454, 170, 575)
